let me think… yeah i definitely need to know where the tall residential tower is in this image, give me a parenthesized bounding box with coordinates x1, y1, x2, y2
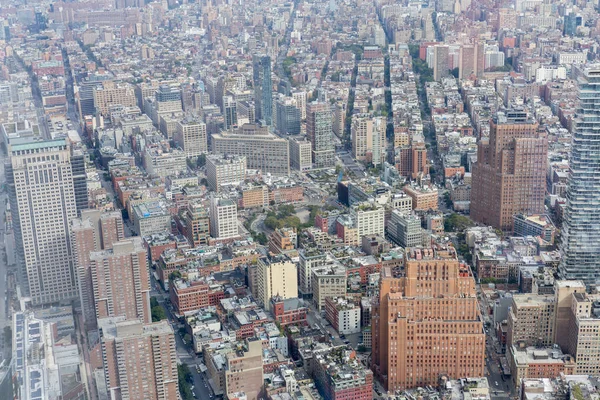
(253, 54, 273, 126)
(559, 66, 600, 287)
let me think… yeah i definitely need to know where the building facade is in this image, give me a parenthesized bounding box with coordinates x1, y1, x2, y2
(471, 111, 547, 231)
(307, 102, 335, 168)
(99, 318, 179, 400)
(90, 238, 151, 323)
(7, 139, 79, 305)
(559, 66, 600, 287)
(371, 246, 485, 390)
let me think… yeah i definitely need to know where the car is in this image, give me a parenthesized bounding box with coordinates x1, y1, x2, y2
(495, 381, 499, 386)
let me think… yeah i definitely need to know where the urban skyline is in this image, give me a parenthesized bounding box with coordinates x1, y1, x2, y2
(1, 0, 600, 399)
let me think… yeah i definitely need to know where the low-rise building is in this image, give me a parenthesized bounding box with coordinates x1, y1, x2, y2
(325, 297, 361, 335)
(132, 201, 172, 238)
(311, 346, 373, 400)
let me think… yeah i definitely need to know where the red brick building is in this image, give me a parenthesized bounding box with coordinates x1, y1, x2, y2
(270, 297, 307, 327)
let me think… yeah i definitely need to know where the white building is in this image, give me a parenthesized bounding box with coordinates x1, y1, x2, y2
(352, 203, 385, 239)
(535, 66, 567, 83)
(325, 297, 361, 335)
(209, 197, 239, 240)
(174, 119, 207, 158)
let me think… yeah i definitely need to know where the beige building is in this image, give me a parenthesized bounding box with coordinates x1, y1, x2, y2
(225, 340, 264, 400)
(256, 256, 298, 309)
(174, 119, 207, 158)
(352, 115, 374, 162)
(206, 154, 247, 192)
(352, 203, 385, 239)
(508, 345, 576, 390)
(292, 91, 307, 119)
(507, 294, 556, 349)
(99, 318, 178, 400)
(560, 291, 600, 375)
(403, 185, 439, 211)
(312, 263, 347, 311)
(93, 81, 137, 116)
(352, 115, 385, 166)
(209, 197, 238, 240)
(553, 280, 586, 345)
(289, 137, 312, 171)
(8, 140, 80, 305)
(212, 124, 290, 176)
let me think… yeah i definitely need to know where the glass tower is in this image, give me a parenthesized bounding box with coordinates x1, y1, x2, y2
(559, 65, 600, 288)
(252, 54, 273, 126)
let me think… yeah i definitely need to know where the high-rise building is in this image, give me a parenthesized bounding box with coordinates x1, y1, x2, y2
(182, 200, 210, 247)
(275, 96, 301, 135)
(209, 197, 238, 240)
(7, 139, 80, 305)
(387, 210, 422, 248)
(72, 210, 125, 328)
(307, 102, 335, 168)
(471, 111, 547, 231)
(225, 340, 264, 400)
(289, 137, 312, 171)
(155, 84, 182, 113)
(351, 203, 385, 238)
(222, 95, 238, 130)
(90, 238, 151, 323)
(559, 66, 600, 287)
(255, 256, 298, 309)
(372, 245, 485, 390)
(98, 318, 179, 400)
(292, 91, 307, 119)
(352, 115, 373, 161)
(333, 102, 346, 137)
(564, 12, 582, 36)
(298, 248, 327, 299)
(253, 54, 273, 125)
(352, 115, 385, 166)
(506, 294, 556, 349)
(206, 154, 247, 192)
(395, 133, 429, 179)
(432, 45, 449, 81)
(458, 42, 485, 79)
(174, 118, 207, 158)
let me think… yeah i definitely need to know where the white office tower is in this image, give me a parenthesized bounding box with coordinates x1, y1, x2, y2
(7, 139, 79, 305)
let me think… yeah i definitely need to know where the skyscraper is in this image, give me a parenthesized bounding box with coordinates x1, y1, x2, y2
(89, 237, 151, 323)
(559, 66, 600, 287)
(98, 318, 179, 400)
(7, 139, 79, 305)
(253, 54, 273, 126)
(307, 102, 335, 168)
(72, 209, 125, 328)
(209, 197, 239, 240)
(222, 95, 238, 130)
(471, 110, 547, 231)
(275, 96, 301, 135)
(371, 245, 485, 390)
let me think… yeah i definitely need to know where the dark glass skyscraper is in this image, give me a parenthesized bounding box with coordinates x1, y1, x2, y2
(559, 65, 600, 288)
(252, 54, 273, 126)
